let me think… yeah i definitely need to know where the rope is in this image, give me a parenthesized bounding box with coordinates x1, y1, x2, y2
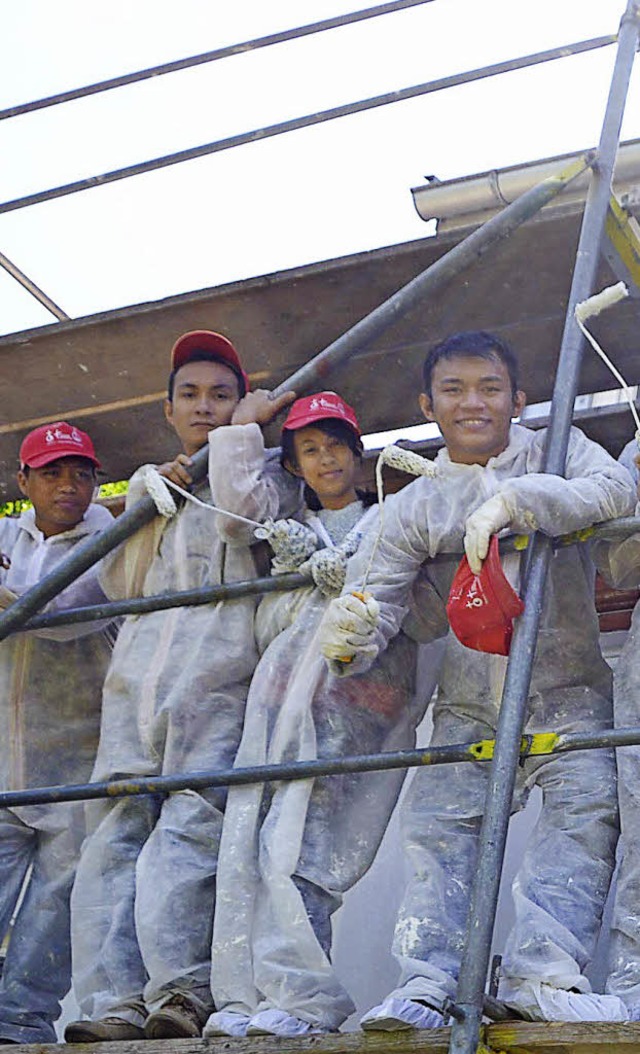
(142, 467, 264, 528)
(358, 443, 438, 592)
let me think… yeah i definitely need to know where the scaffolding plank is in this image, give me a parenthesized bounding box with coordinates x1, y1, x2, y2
(4, 1025, 640, 1054)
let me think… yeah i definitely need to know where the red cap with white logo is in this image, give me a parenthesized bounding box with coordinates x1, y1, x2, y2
(282, 392, 361, 437)
(169, 330, 250, 394)
(19, 422, 101, 470)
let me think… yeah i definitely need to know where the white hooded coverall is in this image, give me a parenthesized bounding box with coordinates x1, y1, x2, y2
(331, 424, 634, 1012)
(593, 438, 640, 1014)
(209, 495, 431, 1032)
(0, 504, 115, 1043)
(70, 424, 300, 1027)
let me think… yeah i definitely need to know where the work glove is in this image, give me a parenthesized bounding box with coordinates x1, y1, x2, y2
(299, 526, 363, 597)
(464, 494, 511, 574)
(319, 592, 380, 673)
(255, 518, 319, 574)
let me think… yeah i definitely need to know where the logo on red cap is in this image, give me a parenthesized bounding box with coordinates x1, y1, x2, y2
(282, 392, 361, 436)
(19, 422, 101, 470)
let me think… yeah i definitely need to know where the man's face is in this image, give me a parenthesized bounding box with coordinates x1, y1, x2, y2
(17, 457, 96, 538)
(419, 353, 526, 465)
(164, 359, 241, 456)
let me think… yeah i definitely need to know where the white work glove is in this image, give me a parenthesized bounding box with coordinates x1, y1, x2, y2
(319, 592, 380, 674)
(464, 494, 511, 574)
(255, 518, 319, 574)
(299, 526, 363, 597)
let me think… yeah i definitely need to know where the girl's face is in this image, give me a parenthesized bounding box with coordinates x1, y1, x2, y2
(290, 425, 359, 510)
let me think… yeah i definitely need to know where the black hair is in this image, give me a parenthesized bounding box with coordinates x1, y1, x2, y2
(280, 417, 375, 511)
(422, 330, 520, 399)
(167, 351, 246, 402)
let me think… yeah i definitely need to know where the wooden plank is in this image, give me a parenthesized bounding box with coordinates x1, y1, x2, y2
(487, 1019, 640, 1052)
(4, 1024, 640, 1054)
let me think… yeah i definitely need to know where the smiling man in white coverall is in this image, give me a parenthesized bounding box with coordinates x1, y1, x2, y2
(320, 330, 635, 1027)
(0, 423, 115, 1044)
(591, 440, 640, 1019)
(65, 331, 299, 1044)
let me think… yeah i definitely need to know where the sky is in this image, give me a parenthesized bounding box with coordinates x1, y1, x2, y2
(1, 0, 639, 339)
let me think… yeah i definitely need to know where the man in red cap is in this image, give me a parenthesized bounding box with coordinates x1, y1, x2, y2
(320, 330, 635, 1028)
(0, 423, 116, 1044)
(66, 332, 299, 1043)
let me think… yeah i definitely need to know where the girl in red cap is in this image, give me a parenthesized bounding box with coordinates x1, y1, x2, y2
(205, 393, 423, 1038)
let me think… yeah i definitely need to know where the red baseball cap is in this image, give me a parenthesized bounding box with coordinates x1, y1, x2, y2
(282, 392, 361, 437)
(446, 536, 524, 656)
(169, 330, 250, 394)
(20, 422, 101, 470)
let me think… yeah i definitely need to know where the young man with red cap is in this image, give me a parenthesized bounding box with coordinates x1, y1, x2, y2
(66, 332, 300, 1043)
(319, 330, 636, 1028)
(0, 423, 115, 1045)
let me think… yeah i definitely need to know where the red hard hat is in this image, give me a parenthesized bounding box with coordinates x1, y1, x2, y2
(446, 535, 525, 656)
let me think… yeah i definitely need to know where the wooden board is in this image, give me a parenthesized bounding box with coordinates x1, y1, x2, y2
(4, 1023, 640, 1054)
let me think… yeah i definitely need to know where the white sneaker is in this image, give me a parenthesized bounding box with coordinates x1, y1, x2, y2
(203, 1011, 250, 1038)
(360, 996, 444, 1031)
(501, 978, 629, 1023)
(247, 1009, 319, 1036)
(628, 1005, 640, 1022)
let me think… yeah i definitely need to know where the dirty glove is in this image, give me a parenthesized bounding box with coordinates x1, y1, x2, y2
(299, 526, 363, 597)
(255, 518, 319, 573)
(464, 494, 511, 574)
(319, 592, 380, 674)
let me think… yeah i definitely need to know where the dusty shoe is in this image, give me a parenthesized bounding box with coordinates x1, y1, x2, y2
(144, 995, 205, 1039)
(360, 996, 444, 1031)
(500, 978, 629, 1023)
(65, 1017, 146, 1043)
(247, 1009, 321, 1036)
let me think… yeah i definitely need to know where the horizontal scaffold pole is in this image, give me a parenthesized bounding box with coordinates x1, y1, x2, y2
(0, 725, 639, 811)
(0, 40, 608, 213)
(17, 514, 640, 633)
(0, 152, 594, 646)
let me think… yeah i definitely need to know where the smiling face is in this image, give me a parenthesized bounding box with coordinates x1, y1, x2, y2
(287, 424, 359, 510)
(164, 359, 241, 455)
(17, 457, 96, 537)
(419, 353, 526, 465)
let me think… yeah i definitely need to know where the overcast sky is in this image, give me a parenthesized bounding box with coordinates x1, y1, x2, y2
(1, 0, 639, 338)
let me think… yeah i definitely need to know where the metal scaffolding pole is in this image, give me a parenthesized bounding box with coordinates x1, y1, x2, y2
(449, 4, 640, 1052)
(0, 153, 592, 645)
(14, 515, 640, 633)
(0, 1, 436, 121)
(2, 724, 640, 812)
(0, 39, 609, 216)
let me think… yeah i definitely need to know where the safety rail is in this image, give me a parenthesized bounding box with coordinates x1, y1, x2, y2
(1, 725, 640, 813)
(9, 514, 640, 633)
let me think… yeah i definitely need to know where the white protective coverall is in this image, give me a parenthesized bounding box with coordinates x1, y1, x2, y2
(0, 504, 115, 1043)
(209, 496, 438, 1033)
(329, 424, 634, 1014)
(70, 424, 300, 1027)
(593, 439, 640, 1015)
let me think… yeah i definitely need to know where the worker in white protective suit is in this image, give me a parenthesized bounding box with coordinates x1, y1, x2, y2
(592, 438, 640, 1018)
(203, 392, 441, 1039)
(65, 331, 300, 1044)
(0, 422, 115, 1044)
(319, 330, 636, 1028)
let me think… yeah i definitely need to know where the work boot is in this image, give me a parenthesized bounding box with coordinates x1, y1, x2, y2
(65, 1017, 146, 1043)
(144, 995, 205, 1039)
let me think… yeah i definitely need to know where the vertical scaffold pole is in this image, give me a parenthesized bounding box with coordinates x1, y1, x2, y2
(449, 4, 640, 1053)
